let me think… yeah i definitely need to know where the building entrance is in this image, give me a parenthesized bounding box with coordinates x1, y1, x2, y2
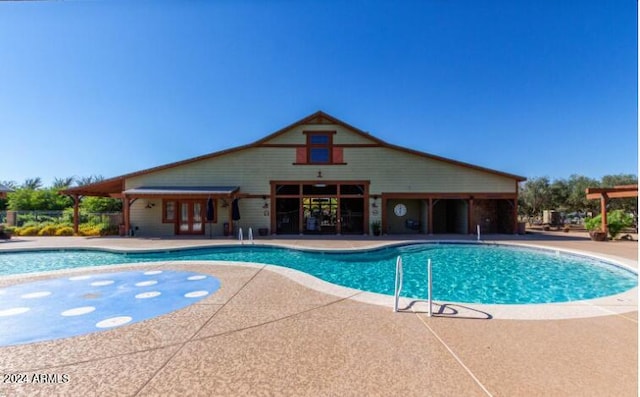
(272, 182, 368, 235)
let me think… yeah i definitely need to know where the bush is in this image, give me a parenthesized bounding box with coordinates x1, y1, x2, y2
(584, 216, 601, 232)
(78, 224, 102, 236)
(607, 210, 634, 239)
(584, 210, 634, 239)
(37, 224, 59, 236)
(18, 225, 41, 236)
(55, 226, 74, 236)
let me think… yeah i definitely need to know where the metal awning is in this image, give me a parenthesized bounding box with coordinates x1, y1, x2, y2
(123, 186, 240, 196)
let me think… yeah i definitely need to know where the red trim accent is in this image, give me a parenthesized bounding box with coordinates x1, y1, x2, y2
(332, 147, 343, 163)
(296, 147, 307, 163)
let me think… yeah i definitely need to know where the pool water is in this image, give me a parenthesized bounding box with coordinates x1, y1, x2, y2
(0, 244, 636, 304)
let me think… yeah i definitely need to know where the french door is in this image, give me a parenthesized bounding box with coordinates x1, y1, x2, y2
(178, 200, 205, 235)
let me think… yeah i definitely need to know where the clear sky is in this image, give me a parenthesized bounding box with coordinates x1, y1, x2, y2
(1, 0, 637, 187)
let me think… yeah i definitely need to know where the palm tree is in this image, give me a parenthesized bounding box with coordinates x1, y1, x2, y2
(22, 177, 42, 190)
(52, 177, 75, 190)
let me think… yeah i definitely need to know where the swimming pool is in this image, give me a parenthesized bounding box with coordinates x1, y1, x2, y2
(0, 243, 636, 304)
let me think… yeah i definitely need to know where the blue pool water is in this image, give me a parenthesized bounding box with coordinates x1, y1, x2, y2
(0, 244, 636, 304)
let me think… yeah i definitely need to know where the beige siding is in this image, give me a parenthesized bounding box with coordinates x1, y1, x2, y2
(128, 146, 514, 194)
(342, 147, 515, 193)
(126, 123, 517, 236)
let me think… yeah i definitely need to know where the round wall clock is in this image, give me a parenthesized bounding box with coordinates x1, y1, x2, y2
(393, 203, 407, 217)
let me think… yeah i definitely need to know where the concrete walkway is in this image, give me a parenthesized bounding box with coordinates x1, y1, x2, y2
(0, 233, 637, 396)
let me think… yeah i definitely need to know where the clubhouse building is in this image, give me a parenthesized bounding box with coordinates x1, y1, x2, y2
(63, 111, 525, 237)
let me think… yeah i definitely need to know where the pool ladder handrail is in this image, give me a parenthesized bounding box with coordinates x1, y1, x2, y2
(248, 227, 254, 244)
(238, 227, 255, 245)
(394, 256, 433, 317)
(393, 256, 403, 312)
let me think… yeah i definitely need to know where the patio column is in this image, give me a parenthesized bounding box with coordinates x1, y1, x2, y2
(600, 194, 608, 234)
(72, 194, 80, 234)
(513, 198, 518, 234)
(467, 198, 474, 234)
(123, 195, 130, 236)
(428, 198, 433, 235)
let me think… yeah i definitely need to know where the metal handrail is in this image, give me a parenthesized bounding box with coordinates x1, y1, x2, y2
(394, 256, 433, 317)
(393, 256, 403, 312)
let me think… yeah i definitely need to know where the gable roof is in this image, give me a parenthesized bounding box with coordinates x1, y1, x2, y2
(61, 111, 525, 196)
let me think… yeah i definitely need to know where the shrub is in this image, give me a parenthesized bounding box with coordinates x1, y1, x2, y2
(55, 226, 74, 236)
(18, 225, 41, 236)
(584, 216, 601, 232)
(78, 224, 101, 236)
(607, 210, 634, 239)
(1, 225, 16, 235)
(584, 210, 634, 239)
(38, 224, 59, 236)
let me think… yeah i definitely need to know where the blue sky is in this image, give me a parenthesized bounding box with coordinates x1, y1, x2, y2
(1, 0, 637, 187)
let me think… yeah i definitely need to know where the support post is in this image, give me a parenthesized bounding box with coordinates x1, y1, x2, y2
(600, 194, 608, 234)
(428, 198, 433, 235)
(513, 198, 518, 234)
(123, 195, 130, 236)
(468, 198, 474, 234)
(73, 195, 80, 235)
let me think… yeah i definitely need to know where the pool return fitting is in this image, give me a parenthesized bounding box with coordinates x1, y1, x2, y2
(394, 256, 433, 317)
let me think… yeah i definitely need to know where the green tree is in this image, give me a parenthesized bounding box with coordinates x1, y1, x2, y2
(52, 177, 75, 190)
(566, 174, 600, 214)
(549, 178, 569, 212)
(22, 177, 42, 190)
(75, 175, 105, 186)
(81, 196, 122, 213)
(519, 177, 551, 218)
(600, 174, 638, 214)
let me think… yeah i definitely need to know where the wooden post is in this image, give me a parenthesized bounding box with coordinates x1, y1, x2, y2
(600, 194, 608, 234)
(73, 195, 80, 235)
(468, 198, 474, 234)
(513, 198, 518, 234)
(123, 196, 130, 236)
(428, 198, 433, 235)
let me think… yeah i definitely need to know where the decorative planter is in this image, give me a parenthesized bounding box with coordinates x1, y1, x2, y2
(589, 231, 608, 241)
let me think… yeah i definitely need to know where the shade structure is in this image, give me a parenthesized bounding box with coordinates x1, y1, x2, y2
(206, 198, 214, 221)
(232, 199, 241, 221)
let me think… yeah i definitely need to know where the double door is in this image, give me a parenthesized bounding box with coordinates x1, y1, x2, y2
(178, 200, 204, 235)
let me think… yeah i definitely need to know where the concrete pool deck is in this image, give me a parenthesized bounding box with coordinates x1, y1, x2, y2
(0, 232, 637, 396)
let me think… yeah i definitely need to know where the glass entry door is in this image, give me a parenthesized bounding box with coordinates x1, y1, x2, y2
(178, 200, 204, 235)
(303, 197, 338, 234)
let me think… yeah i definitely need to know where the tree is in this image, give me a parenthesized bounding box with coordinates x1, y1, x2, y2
(600, 174, 638, 214)
(519, 177, 551, 218)
(549, 178, 569, 212)
(52, 177, 75, 190)
(566, 174, 600, 214)
(75, 175, 105, 186)
(22, 177, 42, 190)
(81, 196, 122, 213)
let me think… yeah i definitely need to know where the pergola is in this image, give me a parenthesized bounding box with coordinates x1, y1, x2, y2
(585, 184, 638, 233)
(0, 183, 13, 199)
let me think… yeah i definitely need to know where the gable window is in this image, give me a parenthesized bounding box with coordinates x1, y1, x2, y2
(307, 132, 332, 164)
